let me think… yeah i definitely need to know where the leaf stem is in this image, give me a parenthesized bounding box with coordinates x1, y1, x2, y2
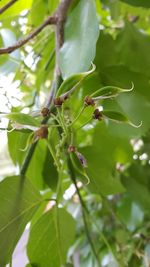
(70, 106, 85, 126)
(67, 156, 101, 266)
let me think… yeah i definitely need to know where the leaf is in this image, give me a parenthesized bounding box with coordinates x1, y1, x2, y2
(27, 208, 76, 267)
(8, 130, 30, 166)
(91, 83, 134, 99)
(60, 0, 99, 79)
(119, 0, 150, 8)
(0, 175, 42, 267)
(56, 63, 95, 97)
(27, 140, 48, 190)
(0, 29, 20, 74)
(42, 148, 58, 191)
(80, 123, 132, 195)
(102, 110, 141, 127)
(1, 112, 40, 127)
(0, 0, 33, 18)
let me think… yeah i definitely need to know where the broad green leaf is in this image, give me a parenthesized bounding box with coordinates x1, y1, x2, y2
(117, 195, 144, 231)
(56, 63, 95, 97)
(27, 140, 48, 190)
(119, 0, 150, 8)
(27, 208, 76, 267)
(0, 0, 33, 18)
(80, 123, 132, 195)
(102, 110, 141, 127)
(0, 29, 20, 74)
(60, 0, 99, 79)
(8, 130, 30, 166)
(29, 0, 48, 27)
(122, 174, 150, 212)
(91, 83, 133, 99)
(0, 175, 42, 267)
(1, 112, 40, 127)
(42, 148, 58, 191)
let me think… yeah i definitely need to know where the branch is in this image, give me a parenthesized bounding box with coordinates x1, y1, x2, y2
(0, 15, 57, 54)
(20, 0, 72, 176)
(0, 0, 17, 15)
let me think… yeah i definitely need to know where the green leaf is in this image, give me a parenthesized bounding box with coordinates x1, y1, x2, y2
(119, 0, 150, 8)
(0, 175, 42, 267)
(42, 148, 58, 191)
(27, 140, 48, 190)
(0, 0, 33, 19)
(56, 63, 95, 96)
(80, 123, 132, 195)
(0, 29, 20, 74)
(60, 0, 99, 79)
(102, 110, 141, 127)
(8, 130, 30, 166)
(1, 112, 40, 127)
(91, 83, 134, 99)
(27, 208, 76, 267)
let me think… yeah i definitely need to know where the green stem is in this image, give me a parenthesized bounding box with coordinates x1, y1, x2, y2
(67, 156, 101, 266)
(57, 108, 67, 134)
(70, 106, 85, 126)
(46, 139, 60, 171)
(76, 118, 92, 131)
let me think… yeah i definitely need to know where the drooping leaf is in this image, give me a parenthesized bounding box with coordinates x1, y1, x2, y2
(60, 0, 99, 79)
(102, 110, 141, 127)
(91, 83, 134, 99)
(0, 175, 42, 267)
(56, 63, 95, 97)
(8, 130, 30, 166)
(27, 208, 76, 267)
(1, 112, 40, 127)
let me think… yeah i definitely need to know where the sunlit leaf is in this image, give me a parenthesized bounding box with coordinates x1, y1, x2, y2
(1, 113, 40, 127)
(0, 175, 42, 266)
(27, 208, 76, 267)
(91, 83, 134, 99)
(56, 63, 95, 97)
(60, 0, 99, 79)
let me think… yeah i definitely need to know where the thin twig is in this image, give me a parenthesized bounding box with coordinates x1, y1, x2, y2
(0, 0, 18, 15)
(0, 15, 57, 54)
(20, 0, 73, 176)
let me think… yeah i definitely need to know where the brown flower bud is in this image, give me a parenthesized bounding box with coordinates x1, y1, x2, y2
(68, 145, 76, 153)
(54, 97, 63, 107)
(41, 107, 50, 117)
(84, 95, 95, 106)
(93, 109, 103, 120)
(34, 125, 48, 140)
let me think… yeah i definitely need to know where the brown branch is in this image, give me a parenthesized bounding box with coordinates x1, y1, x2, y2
(0, 0, 18, 15)
(0, 15, 57, 54)
(20, 0, 73, 176)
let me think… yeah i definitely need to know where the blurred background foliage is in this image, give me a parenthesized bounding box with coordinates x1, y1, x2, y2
(1, 0, 150, 266)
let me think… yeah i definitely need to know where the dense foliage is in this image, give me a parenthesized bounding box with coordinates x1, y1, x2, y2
(0, 0, 150, 266)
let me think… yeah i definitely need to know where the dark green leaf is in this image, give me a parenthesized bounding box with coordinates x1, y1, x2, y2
(119, 0, 150, 8)
(102, 110, 141, 127)
(0, 175, 42, 266)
